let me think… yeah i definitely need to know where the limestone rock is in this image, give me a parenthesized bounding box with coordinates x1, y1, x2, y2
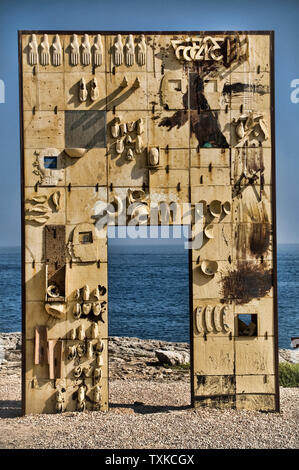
(155, 349, 190, 366)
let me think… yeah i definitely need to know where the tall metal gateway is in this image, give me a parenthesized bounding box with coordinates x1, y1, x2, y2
(19, 30, 279, 414)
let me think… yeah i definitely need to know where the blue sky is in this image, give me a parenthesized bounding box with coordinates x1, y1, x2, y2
(0, 0, 298, 245)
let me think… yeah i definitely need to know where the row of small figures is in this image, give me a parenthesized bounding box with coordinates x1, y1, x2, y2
(27, 33, 146, 67)
(69, 323, 102, 341)
(56, 383, 102, 413)
(67, 338, 104, 362)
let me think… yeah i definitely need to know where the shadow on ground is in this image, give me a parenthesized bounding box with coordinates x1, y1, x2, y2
(109, 402, 191, 414)
(0, 400, 22, 418)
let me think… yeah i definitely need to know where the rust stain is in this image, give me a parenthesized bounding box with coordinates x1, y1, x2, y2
(249, 222, 271, 257)
(221, 261, 272, 304)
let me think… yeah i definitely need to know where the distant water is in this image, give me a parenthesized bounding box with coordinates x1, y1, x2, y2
(0, 244, 298, 349)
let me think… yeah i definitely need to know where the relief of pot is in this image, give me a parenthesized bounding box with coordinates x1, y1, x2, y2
(73, 302, 82, 319)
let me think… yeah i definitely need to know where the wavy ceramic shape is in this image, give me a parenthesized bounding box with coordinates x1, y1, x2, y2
(25, 203, 48, 214)
(45, 302, 66, 319)
(40, 34, 50, 66)
(70, 34, 80, 66)
(195, 306, 204, 334)
(25, 215, 50, 224)
(137, 34, 146, 66)
(90, 77, 99, 101)
(81, 34, 91, 65)
(94, 34, 103, 66)
(114, 34, 123, 66)
(125, 35, 135, 66)
(52, 34, 62, 66)
(79, 78, 88, 102)
(28, 34, 38, 65)
(204, 305, 214, 333)
(27, 194, 48, 204)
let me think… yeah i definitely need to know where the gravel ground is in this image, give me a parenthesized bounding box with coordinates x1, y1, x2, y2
(0, 369, 298, 449)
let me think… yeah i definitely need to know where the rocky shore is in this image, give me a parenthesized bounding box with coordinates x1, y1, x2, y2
(0, 332, 298, 380)
(0, 332, 298, 449)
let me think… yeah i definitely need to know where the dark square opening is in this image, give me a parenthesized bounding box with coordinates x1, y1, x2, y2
(237, 314, 258, 337)
(79, 231, 93, 244)
(44, 156, 58, 169)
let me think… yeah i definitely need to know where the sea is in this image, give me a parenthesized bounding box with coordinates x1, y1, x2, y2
(0, 242, 298, 349)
